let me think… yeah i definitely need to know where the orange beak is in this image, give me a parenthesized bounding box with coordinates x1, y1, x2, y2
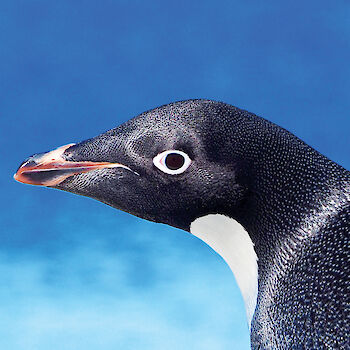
(14, 143, 134, 187)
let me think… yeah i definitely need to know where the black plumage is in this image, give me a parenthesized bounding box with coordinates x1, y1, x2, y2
(15, 100, 350, 349)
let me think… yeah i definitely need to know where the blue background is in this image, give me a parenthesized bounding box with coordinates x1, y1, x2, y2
(1, 1, 349, 349)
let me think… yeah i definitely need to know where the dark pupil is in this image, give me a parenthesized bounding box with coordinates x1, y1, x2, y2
(165, 153, 185, 170)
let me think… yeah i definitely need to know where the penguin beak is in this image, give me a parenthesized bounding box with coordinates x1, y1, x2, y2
(14, 143, 133, 187)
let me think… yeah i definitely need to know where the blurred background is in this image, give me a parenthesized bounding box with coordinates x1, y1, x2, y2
(1, 1, 349, 349)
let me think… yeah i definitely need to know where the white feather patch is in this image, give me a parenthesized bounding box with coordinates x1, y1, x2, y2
(190, 214, 258, 327)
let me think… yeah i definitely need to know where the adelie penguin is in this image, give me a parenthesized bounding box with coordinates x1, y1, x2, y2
(14, 100, 350, 349)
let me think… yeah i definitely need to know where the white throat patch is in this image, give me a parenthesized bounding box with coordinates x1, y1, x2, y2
(190, 214, 258, 327)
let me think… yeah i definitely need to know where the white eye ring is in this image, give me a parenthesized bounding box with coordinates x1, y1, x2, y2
(153, 150, 192, 175)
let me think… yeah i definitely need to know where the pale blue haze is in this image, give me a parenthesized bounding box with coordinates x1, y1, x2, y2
(1, 1, 349, 349)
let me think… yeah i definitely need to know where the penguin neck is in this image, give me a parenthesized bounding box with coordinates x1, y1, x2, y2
(189, 145, 349, 333)
(229, 127, 350, 345)
(198, 112, 350, 344)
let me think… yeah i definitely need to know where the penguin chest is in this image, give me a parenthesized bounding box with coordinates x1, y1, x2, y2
(190, 214, 258, 327)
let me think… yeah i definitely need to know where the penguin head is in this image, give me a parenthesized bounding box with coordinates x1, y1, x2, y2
(15, 100, 250, 230)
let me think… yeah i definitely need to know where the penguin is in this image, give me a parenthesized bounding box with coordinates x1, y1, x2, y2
(14, 100, 350, 349)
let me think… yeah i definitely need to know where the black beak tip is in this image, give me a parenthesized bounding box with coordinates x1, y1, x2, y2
(16, 158, 38, 172)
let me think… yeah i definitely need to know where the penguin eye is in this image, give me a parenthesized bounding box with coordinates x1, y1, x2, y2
(153, 150, 191, 175)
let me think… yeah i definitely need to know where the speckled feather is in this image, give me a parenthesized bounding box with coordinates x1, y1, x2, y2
(47, 100, 349, 348)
